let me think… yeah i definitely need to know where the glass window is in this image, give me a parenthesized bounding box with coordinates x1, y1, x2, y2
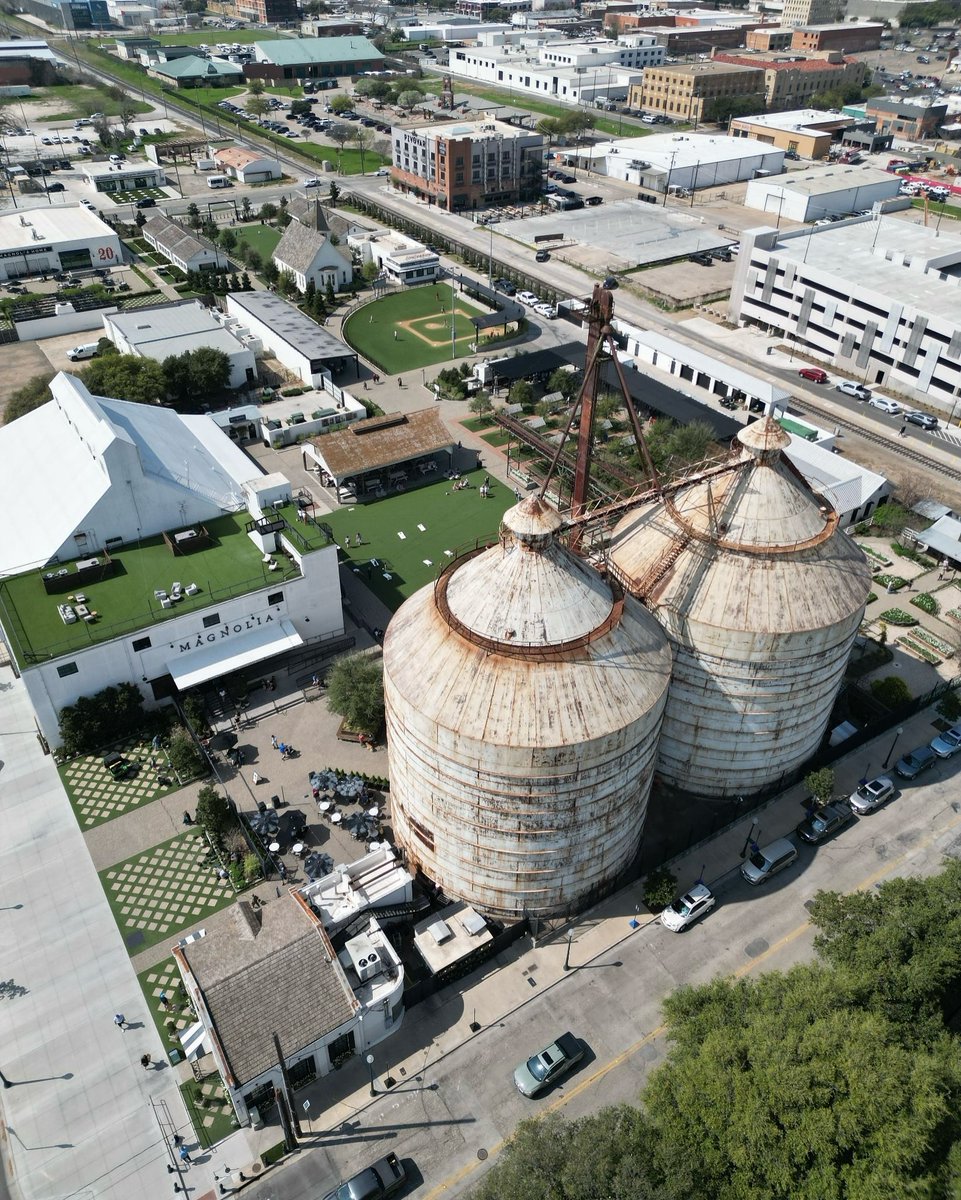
(57, 661, 79, 678)
(132, 636, 151, 652)
(202, 613, 221, 628)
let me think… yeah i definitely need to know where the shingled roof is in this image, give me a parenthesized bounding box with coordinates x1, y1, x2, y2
(273, 221, 333, 276)
(142, 212, 217, 263)
(182, 896, 356, 1087)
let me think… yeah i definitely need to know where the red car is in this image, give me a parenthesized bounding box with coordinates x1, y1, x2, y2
(798, 367, 828, 384)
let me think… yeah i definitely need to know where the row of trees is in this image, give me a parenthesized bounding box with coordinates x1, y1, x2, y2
(80, 345, 231, 411)
(474, 859, 961, 1199)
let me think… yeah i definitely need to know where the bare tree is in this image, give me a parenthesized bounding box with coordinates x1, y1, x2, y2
(350, 125, 374, 175)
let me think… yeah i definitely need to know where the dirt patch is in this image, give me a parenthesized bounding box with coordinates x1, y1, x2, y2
(0, 341, 53, 418)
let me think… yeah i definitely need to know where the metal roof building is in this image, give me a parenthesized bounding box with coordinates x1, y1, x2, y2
(610, 418, 871, 798)
(383, 494, 672, 919)
(225, 290, 358, 387)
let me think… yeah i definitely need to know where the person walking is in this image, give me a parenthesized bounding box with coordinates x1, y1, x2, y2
(898, 423, 907, 437)
(178, 1145, 192, 1166)
(182, 811, 193, 827)
(140, 1054, 152, 1070)
(270, 734, 277, 749)
(159, 990, 171, 1011)
(114, 1013, 127, 1031)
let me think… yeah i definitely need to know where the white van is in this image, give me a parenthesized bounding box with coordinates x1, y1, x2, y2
(67, 342, 100, 362)
(206, 174, 230, 189)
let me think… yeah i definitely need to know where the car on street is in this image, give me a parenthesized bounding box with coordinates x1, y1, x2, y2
(303, 177, 322, 187)
(80, 198, 95, 209)
(321, 1151, 407, 1200)
(835, 380, 871, 400)
(494, 278, 516, 295)
(517, 290, 539, 306)
(903, 409, 939, 430)
(135, 197, 155, 208)
(739, 836, 799, 885)
(796, 802, 855, 844)
(798, 366, 828, 383)
(660, 883, 716, 931)
(869, 396, 901, 414)
(535, 248, 550, 262)
(603, 276, 618, 289)
(895, 744, 937, 779)
(930, 724, 961, 758)
(514, 1031, 584, 1097)
(849, 775, 895, 814)
(534, 302, 557, 319)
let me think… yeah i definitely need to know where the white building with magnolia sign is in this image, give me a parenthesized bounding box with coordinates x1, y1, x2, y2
(0, 205, 123, 282)
(0, 373, 343, 744)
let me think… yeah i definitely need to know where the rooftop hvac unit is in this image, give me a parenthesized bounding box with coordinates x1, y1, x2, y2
(355, 949, 381, 981)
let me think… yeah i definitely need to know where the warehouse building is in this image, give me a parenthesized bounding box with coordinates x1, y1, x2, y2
(566, 132, 784, 192)
(729, 108, 855, 157)
(743, 163, 900, 221)
(225, 291, 358, 387)
(246, 36, 383, 83)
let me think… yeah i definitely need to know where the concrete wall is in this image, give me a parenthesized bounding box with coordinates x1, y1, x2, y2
(14, 306, 118, 341)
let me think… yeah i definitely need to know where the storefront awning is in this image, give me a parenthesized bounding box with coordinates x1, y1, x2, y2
(167, 618, 303, 690)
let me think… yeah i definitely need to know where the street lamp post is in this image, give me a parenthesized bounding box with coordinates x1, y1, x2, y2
(365, 1053, 376, 1097)
(563, 932, 573, 972)
(883, 725, 905, 769)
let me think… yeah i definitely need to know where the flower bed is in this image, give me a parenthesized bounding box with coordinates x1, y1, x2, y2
(913, 627, 955, 658)
(879, 608, 917, 626)
(859, 544, 893, 568)
(898, 636, 941, 664)
(866, 592, 878, 604)
(911, 593, 939, 616)
(875, 575, 908, 592)
(947, 608, 961, 626)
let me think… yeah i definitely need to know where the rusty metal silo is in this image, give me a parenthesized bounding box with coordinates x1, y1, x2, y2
(382, 495, 672, 920)
(609, 418, 871, 798)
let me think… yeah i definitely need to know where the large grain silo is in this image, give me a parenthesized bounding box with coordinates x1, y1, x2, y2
(382, 495, 672, 920)
(609, 418, 871, 798)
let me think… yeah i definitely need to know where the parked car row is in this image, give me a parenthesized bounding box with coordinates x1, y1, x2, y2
(797, 368, 941, 430)
(659, 725, 961, 925)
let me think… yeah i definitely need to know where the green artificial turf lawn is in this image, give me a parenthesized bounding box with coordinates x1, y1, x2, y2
(343, 286, 485, 375)
(325, 469, 513, 610)
(234, 223, 283, 260)
(0, 513, 285, 667)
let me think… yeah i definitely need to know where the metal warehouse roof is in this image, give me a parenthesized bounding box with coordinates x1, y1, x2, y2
(310, 408, 454, 479)
(254, 35, 381, 66)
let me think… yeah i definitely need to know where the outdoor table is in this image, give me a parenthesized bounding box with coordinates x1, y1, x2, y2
(292, 843, 304, 857)
(366, 806, 379, 819)
(268, 841, 280, 854)
(318, 800, 331, 814)
(330, 811, 342, 825)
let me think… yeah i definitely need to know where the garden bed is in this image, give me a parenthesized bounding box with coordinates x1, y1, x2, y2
(911, 593, 939, 616)
(897, 636, 942, 665)
(879, 608, 917, 626)
(875, 575, 908, 592)
(858, 544, 893, 568)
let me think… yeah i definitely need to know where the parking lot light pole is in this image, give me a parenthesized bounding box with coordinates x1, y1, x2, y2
(883, 725, 904, 769)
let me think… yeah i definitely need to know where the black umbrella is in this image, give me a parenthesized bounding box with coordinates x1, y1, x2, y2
(304, 851, 334, 881)
(280, 809, 308, 840)
(250, 810, 279, 838)
(214, 730, 238, 750)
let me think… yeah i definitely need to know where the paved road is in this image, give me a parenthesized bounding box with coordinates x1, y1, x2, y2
(241, 748, 961, 1200)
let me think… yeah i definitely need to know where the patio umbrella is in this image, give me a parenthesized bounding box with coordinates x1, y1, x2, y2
(250, 810, 279, 838)
(280, 809, 308, 841)
(336, 775, 366, 801)
(304, 851, 334, 881)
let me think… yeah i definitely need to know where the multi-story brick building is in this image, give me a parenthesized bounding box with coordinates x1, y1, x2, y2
(390, 117, 545, 213)
(713, 52, 868, 111)
(790, 22, 883, 52)
(746, 26, 798, 51)
(634, 61, 766, 123)
(866, 98, 946, 140)
(782, 0, 845, 27)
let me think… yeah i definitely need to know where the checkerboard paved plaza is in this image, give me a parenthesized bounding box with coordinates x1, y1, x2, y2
(101, 831, 236, 954)
(60, 737, 178, 829)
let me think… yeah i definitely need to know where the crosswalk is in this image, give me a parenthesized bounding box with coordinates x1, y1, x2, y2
(932, 426, 961, 448)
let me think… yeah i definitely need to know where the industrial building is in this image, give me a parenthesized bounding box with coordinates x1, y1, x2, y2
(729, 216, 961, 410)
(743, 163, 900, 221)
(383, 493, 673, 920)
(781, 0, 845, 27)
(0, 205, 122, 282)
(246, 36, 383, 83)
(390, 116, 545, 212)
(225, 291, 359, 388)
(609, 419, 871, 797)
(729, 108, 854, 157)
(0, 373, 344, 743)
(102, 301, 258, 390)
(565, 133, 785, 192)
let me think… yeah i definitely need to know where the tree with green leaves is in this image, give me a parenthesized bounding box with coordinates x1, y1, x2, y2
(4, 372, 54, 424)
(803, 766, 835, 806)
(547, 367, 580, 402)
(240, 271, 252, 291)
(326, 652, 385, 736)
(262, 259, 279, 286)
(329, 93, 353, 114)
(81, 355, 166, 406)
(186, 202, 201, 230)
(245, 94, 271, 122)
(469, 390, 493, 418)
(325, 277, 336, 306)
(328, 181, 340, 206)
(396, 89, 424, 114)
(248, 79, 265, 96)
(871, 675, 911, 708)
(509, 378, 535, 409)
(241, 196, 252, 221)
(166, 725, 205, 781)
(218, 226, 237, 253)
(195, 785, 234, 840)
(258, 201, 278, 223)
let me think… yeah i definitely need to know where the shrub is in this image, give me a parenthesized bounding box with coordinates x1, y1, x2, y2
(898, 637, 940, 664)
(866, 592, 877, 604)
(879, 608, 917, 626)
(195, 785, 234, 839)
(643, 866, 678, 913)
(229, 862, 245, 891)
(804, 767, 834, 806)
(911, 593, 939, 616)
(913, 628, 954, 656)
(243, 853, 261, 884)
(937, 689, 961, 722)
(57, 683, 146, 758)
(875, 575, 908, 592)
(870, 675, 911, 708)
(167, 725, 205, 780)
(326, 651, 384, 736)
